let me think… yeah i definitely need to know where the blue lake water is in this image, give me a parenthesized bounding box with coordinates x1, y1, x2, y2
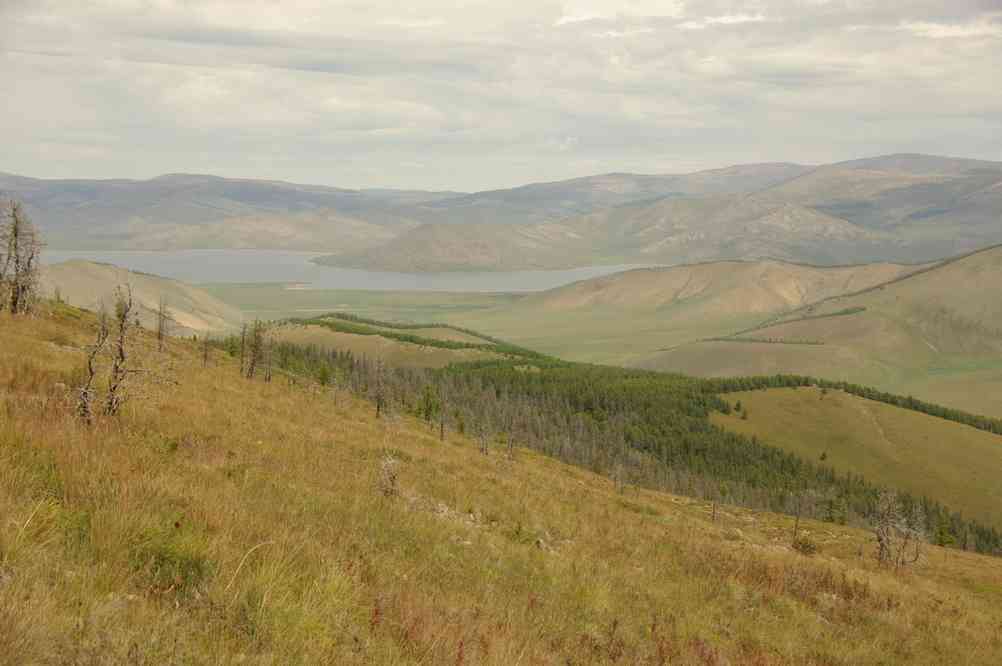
(44, 250, 651, 293)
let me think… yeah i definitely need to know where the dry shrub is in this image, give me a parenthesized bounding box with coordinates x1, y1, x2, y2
(378, 455, 399, 498)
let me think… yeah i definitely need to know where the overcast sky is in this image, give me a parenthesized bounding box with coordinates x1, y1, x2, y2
(2, 1, 1000, 191)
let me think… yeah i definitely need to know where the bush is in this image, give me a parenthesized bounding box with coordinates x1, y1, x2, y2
(792, 534, 818, 556)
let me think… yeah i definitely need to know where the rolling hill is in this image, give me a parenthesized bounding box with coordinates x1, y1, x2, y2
(3, 301, 1002, 663)
(442, 258, 924, 364)
(40, 260, 243, 334)
(333, 153, 1002, 271)
(0, 172, 448, 251)
(713, 387, 1002, 530)
(378, 162, 813, 227)
(638, 244, 1002, 418)
(10, 153, 1002, 269)
(269, 315, 513, 369)
(1, 164, 807, 253)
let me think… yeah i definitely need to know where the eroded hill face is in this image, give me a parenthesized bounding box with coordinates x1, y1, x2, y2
(638, 245, 1002, 418)
(40, 260, 244, 334)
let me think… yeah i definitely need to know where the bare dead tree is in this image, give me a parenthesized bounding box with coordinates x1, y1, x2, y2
(439, 388, 447, 442)
(155, 295, 175, 352)
(613, 462, 627, 495)
(264, 335, 273, 382)
(239, 323, 248, 375)
(374, 361, 385, 418)
(874, 491, 925, 568)
(202, 335, 211, 368)
(0, 199, 43, 315)
(378, 455, 399, 497)
(77, 309, 109, 425)
(245, 320, 265, 379)
(105, 285, 135, 417)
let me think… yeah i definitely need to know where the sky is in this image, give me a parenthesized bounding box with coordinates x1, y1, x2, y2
(1, 1, 1001, 191)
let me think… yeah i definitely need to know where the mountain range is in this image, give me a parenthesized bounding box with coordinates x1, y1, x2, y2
(6, 153, 1002, 270)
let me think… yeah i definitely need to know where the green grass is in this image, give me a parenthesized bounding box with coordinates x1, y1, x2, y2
(4, 304, 1002, 663)
(713, 387, 1002, 529)
(641, 247, 1002, 418)
(270, 323, 505, 369)
(201, 283, 522, 323)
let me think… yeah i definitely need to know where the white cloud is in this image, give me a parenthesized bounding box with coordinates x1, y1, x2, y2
(556, 0, 684, 26)
(679, 14, 768, 30)
(591, 27, 655, 38)
(0, 1, 1000, 190)
(901, 18, 1002, 39)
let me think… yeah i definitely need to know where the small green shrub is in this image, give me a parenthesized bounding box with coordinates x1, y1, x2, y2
(792, 534, 819, 556)
(132, 523, 212, 596)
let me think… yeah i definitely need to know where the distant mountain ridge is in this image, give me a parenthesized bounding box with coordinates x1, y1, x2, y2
(327, 153, 1002, 270)
(4, 153, 1002, 268)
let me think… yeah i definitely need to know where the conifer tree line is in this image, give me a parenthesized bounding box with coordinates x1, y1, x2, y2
(221, 335, 1002, 557)
(704, 374, 1002, 436)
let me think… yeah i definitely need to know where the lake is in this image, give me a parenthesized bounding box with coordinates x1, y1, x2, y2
(43, 250, 651, 292)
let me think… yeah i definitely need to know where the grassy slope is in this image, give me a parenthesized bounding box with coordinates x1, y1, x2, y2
(42, 260, 244, 335)
(643, 245, 1002, 418)
(270, 322, 503, 369)
(440, 260, 921, 365)
(201, 283, 520, 323)
(4, 308, 1002, 663)
(712, 388, 1002, 529)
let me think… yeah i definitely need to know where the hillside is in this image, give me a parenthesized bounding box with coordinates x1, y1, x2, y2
(269, 316, 509, 369)
(13, 154, 1002, 266)
(0, 172, 445, 251)
(3, 305, 1002, 663)
(2, 165, 805, 253)
(713, 387, 1002, 530)
(443, 258, 923, 365)
(326, 195, 893, 272)
(332, 153, 1002, 271)
(639, 244, 1002, 418)
(40, 260, 243, 334)
(381, 163, 813, 227)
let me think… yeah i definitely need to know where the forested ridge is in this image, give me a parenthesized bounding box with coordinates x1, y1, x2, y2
(287, 313, 546, 360)
(222, 322, 1002, 556)
(704, 374, 1002, 436)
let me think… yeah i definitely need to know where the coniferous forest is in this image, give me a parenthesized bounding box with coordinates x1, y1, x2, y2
(223, 330, 1002, 557)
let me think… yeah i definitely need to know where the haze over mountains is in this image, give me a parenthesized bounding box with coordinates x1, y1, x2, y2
(337, 153, 1002, 271)
(7, 153, 1002, 271)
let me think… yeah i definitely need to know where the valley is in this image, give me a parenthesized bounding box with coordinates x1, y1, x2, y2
(7, 2, 1002, 661)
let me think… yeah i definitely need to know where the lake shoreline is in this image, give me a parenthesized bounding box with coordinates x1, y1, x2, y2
(43, 249, 652, 293)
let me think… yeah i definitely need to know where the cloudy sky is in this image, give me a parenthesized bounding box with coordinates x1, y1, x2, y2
(2, 1, 1000, 191)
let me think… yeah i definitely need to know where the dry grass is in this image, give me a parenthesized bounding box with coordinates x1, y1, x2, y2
(2, 305, 1002, 664)
(712, 387, 1002, 529)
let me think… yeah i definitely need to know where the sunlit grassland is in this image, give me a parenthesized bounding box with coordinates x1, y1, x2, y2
(713, 387, 1002, 530)
(200, 283, 521, 323)
(4, 306, 1002, 663)
(270, 322, 503, 369)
